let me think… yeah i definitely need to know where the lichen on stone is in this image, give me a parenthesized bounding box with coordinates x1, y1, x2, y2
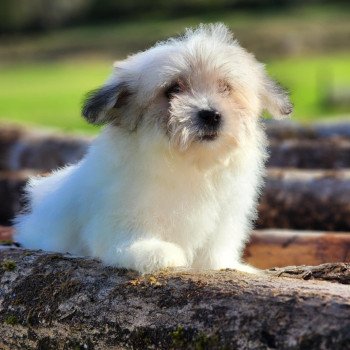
(1, 259, 16, 271)
(4, 315, 18, 325)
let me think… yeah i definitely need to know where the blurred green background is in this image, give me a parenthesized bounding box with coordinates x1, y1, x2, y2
(0, 0, 349, 133)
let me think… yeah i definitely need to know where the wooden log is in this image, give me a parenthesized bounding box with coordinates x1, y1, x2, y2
(265, 120, 350, 141)
(0, 171, 39, 226)
(0, 226, 14, 243)
(0, 248, 349, 350)
(268, 138, 350, 169)
(3, 124, 350, 174)
(0, 124, 89, 172)
(3, 122, 350, 173)
(265, 121, 350, 169)
(245, 229, 350, 269)
(257, 168, 350, 231)
(0, 126, 24, 170)
(267, 263, 350, 284)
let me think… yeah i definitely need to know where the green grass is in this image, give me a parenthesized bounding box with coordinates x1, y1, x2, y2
(0, 2, 348, 132)
(0, 60, 110, 132)
(267, 53, 350, 120)
(0, 53, 349, 132)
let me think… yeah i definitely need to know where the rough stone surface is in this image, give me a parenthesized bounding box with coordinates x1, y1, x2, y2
(0, 249, 350, 350)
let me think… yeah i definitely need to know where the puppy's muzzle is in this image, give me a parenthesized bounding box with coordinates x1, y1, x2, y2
(197, 109, 221, 141)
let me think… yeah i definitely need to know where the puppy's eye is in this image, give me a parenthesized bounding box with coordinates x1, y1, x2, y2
(218, 80, 232, 95)
(165, 82, 182, 99)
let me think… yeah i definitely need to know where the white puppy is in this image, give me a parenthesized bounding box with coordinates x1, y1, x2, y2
(15, 24, 292, 274)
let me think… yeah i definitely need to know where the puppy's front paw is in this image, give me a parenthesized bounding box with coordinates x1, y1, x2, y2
(127, 239, 187, 274)
(231, 263, 261, 274)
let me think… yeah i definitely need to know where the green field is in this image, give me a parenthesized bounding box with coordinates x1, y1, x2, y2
(0, 53, 349, 133)
(0, 61, 110, 133)
(0, 3, 349, 133)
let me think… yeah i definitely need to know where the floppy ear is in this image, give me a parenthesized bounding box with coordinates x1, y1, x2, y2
(82, 82, 130, 125)
(261, 77, 293, 119)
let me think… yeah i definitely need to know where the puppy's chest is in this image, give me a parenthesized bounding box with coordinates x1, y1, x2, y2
(129, 172, 233, 244)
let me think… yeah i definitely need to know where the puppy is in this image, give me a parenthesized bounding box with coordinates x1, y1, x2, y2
(15, 24, 292, 274)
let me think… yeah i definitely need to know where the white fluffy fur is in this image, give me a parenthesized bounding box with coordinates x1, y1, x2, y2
(15, 24, 291, 274)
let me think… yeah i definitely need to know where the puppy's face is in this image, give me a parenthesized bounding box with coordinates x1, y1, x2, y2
(83, 24, 292, 156)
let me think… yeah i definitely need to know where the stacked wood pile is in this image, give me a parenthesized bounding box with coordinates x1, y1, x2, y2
(1, 122, 350, 266)
(1, 121, 350, 349)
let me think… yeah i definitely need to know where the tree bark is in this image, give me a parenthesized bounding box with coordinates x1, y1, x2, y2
(0, 125, 89, 172)
(3, 123, 350, 173)
(267, 262, 350, 284)
(268, 138, 350, 169)
(1, 248, 350, 350)
(265, 120, 350, 141)
(257, 168, 350, 231)
(0, 171, 38, 226)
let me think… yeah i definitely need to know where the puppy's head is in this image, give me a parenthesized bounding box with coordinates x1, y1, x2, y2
(83, 24, 292, 155)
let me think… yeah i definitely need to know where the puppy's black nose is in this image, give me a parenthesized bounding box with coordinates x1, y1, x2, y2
(197, 109, 221, 129)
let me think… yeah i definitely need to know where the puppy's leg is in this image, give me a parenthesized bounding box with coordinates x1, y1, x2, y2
(193, 219, 259, 274)
(103, 238, 188, 274)
(194, 242, 259, 274)
(228, 262, 260, 274)
(15, 207, 82, 255)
